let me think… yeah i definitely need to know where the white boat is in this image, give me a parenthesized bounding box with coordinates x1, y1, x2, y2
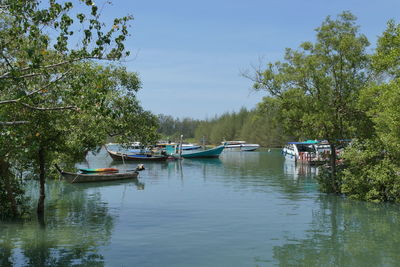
(180, 143, 202, 150)
(282, 140, 329, 164)
(222, 141, 260, 151)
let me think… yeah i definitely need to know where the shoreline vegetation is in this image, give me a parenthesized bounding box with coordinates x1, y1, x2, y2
(1, 1, 400, 222)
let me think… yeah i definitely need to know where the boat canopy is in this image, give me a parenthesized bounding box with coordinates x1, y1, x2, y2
(287, 141, 319, 145)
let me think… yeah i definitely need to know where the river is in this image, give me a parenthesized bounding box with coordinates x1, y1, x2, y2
(1, 149, 400, 266)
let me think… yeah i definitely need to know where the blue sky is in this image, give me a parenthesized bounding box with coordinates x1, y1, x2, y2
(100, 0, 400, 119)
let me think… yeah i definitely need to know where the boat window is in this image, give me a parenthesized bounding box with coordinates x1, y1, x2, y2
(297, 144, 315, 152)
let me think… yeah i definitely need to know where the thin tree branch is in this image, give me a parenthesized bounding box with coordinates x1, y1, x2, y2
(0, 69, 72, 106)
(25, 69, 72, 97)
(0, 99, 18, 105)
(21, 103, 78, 111)
(0, 56, 112, 79)
(0, 121, 29, 126)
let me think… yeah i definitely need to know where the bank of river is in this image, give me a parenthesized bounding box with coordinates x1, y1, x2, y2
(1, 149, 400, 266)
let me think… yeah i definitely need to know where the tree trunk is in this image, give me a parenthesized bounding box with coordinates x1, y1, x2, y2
(330, 143, 338, 192)
(37, 146, 46, 222)
(0, 157, 19, 218)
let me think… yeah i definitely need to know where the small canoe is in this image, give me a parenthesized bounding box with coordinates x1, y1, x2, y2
(55, 164, 139, 183)
(79, 168, 119, 173)
(107, 149, 169, 161)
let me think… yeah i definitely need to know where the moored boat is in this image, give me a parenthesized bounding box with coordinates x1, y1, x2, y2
(55, 164, 140, 183)
(106, 149, 170, 161)
(282, 140, 328, 165)
(172, 145, 225, 158)
(222, 141, 260, 151)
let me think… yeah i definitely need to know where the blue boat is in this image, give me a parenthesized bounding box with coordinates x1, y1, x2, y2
(172, 145, 225, 158)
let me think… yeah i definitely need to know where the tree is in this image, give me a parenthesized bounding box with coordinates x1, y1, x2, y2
(1, 0, 132, 124)
(0, 1, 159, 219)
(250, 12, 370, 191)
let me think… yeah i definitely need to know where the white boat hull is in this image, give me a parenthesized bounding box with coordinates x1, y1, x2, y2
(224, 143, 260, 151)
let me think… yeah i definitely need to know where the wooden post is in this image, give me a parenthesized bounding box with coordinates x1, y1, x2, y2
(37, 145, 46, 225)
(179, 135, 183, 158)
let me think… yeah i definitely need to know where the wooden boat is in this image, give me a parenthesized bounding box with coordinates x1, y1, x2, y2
(173, 145, 225, 159)
(106, 149, 169, 161)
(55, 164, 139, 183)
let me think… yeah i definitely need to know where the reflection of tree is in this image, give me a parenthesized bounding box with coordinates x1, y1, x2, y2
(273, 195, 400, 266)
(0, 181, 115, 266)
(220, 151, 319, 201)
(0, 232, 14, 267)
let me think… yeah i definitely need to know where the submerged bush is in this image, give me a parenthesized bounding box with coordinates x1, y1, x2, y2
(316, 164, 343, 194)
(339, 140, 400, 202)
(0, 176, 30, 220)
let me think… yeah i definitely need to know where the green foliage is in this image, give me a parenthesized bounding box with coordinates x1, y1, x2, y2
(315, 164, 343, 194)
(337, 20, 400, 202)
(191, 107, 289, 146)
(1, 0, 133, 126)
(0, 176, 30, 220)
(339, 140, 400, 202)
(372, 20, 400, 77)
(252, 11, 370, 144)
(157, 114, 200, 140)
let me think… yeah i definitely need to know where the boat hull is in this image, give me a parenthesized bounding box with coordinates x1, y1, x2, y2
(174, 145, 224, 158)
(107, 150, 169, 161)
(79, 168, 119, 173)
(223, 142, 260, 151)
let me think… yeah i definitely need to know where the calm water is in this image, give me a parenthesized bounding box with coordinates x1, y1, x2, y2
(1, 149, 400, 266)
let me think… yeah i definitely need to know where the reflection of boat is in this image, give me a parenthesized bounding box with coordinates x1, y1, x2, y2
(106, 149, 169, 161)
(55, 164, 140, 183)
(181, 158, 223, 166)
(173, 145, 225, 158)
(283, 159, 319, 179)
(222, 141, 260, 151)
(72, 177, 145, 190)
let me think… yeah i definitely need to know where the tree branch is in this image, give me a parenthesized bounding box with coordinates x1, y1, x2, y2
(0, 99, 18, 105)
(0, 69, 71, 106)
(0, 56, 112, 80)
(21, 103, 78, 111)
(0, 121, 29, 126)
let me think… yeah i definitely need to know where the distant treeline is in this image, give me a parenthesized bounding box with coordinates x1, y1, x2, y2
(157, 107, 291, 147)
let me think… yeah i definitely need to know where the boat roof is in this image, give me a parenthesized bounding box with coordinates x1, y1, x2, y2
(287, 139, 351, 145)
(287, 140, 319, 145)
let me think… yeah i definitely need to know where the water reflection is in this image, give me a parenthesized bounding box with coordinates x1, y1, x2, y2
(273, 195, 400, 266)
(0, 181, 115, 266)
(283, 159, 319, 180)
(5, 150, 400, 266)
(69, 179, 145, 191)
